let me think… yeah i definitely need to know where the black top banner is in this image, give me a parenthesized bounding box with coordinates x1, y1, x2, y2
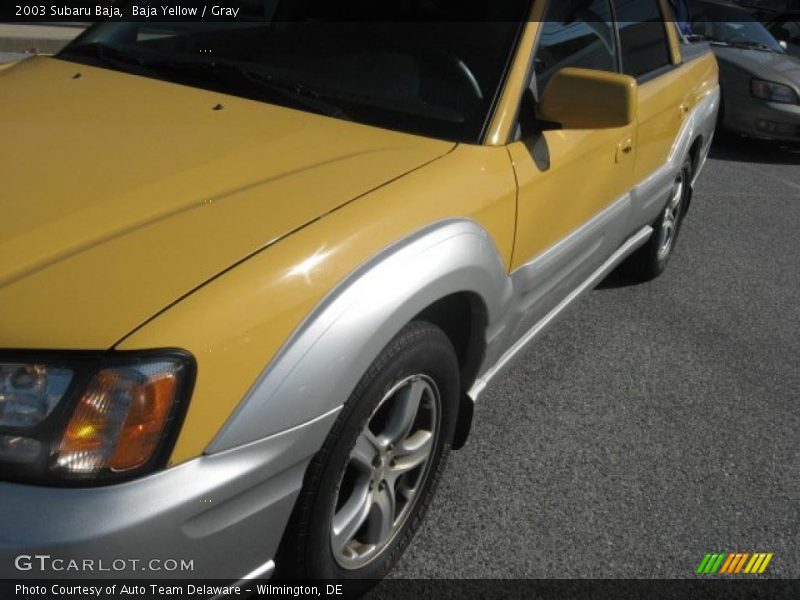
(0, 0, 773, 23)
(6, 0, 535, 23)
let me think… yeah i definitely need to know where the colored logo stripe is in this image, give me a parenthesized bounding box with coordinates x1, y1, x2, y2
(720, 553, 748, 574)
(696, 553, 725, 574)
(744, 553, 773, 574)
(696, 553, 773, 575)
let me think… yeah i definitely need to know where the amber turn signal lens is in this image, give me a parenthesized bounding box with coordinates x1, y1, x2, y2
(56, 360, 184, 476)
(110, 373, 176, 471)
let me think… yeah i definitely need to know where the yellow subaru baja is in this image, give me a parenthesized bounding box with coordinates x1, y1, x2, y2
(0, 0, 718, 587)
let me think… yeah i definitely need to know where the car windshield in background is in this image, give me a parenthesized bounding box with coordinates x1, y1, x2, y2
(691, 1, 786, 52)
(56, 0, 530, 143)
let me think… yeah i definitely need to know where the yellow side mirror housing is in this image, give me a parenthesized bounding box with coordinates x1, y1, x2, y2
(538, 67, 638, 129)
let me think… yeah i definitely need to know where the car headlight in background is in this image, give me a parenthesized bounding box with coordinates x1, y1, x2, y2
(751, 79, 799, 104)
(0, 351, 194, 486)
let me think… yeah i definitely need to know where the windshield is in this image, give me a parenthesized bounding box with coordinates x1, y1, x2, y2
(57, 0, 529, 143)
(691, 2, 786, 52)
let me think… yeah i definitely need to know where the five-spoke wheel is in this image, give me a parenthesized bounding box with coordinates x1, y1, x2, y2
(275, 321, 458, 586)
(332, 375, 439, 569)
(656, 170, 685, 263)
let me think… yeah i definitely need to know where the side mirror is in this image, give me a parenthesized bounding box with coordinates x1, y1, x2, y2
(538, 68, 638, 129)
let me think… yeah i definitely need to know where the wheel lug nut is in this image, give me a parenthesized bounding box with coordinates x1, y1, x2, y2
(390, 459, 397, 467)
(378, 481, 386, 491)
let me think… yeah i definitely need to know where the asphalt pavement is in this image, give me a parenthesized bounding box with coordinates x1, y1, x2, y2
(0, 53, 29, 63)
(0, 24, 83, 54)
(392, 134, 800, 579)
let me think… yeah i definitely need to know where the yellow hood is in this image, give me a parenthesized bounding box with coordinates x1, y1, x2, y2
(0, 57, 453, 349)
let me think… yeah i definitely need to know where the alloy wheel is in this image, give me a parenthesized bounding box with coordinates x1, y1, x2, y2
(331, 374, 440, 570)
(657, 171, 686, 262)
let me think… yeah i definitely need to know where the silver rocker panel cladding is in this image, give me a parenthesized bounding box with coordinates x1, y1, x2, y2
(470, 86, 721, 399)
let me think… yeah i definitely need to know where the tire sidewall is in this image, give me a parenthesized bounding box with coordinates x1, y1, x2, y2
(298, 323, 459, 582)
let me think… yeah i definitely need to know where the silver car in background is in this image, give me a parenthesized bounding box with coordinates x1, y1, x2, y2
(691, 0, 800, 142)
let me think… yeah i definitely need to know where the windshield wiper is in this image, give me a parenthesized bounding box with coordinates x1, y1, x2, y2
(142, 57, 351, 119)
(727, 40, 779, 53)
(59, 46, 350, 119)
(58, 42, 158, 74)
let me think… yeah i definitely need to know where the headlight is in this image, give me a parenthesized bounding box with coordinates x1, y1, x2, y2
(0, 364, 73, 428)
(751, 79, 798, 104)
(0, 351, 194, 486)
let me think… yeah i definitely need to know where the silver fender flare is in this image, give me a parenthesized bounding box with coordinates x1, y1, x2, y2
(207, 219, 511, 453)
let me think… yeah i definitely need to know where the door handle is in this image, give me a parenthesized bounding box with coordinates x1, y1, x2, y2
(616, 138, 634, 163)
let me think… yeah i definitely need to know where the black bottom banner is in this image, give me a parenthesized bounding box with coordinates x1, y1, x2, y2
(3, 579, 800, 600)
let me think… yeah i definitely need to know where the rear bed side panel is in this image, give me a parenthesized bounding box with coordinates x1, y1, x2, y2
(630, 52, 720, 232)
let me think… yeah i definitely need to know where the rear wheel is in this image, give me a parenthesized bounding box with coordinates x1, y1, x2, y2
(275, 321, 459, 590)
(620, 158, 692, 282)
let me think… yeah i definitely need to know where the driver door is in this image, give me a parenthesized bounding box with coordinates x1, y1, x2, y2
(508, 0, 636, 330)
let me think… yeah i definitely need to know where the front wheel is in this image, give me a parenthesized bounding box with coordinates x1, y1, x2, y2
(275, 321, 459, 589)
(620, 158, 692, 282)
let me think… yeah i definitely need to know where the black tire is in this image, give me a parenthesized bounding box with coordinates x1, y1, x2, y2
(274, 321, 459, 591)
(619, 158, 693, 282)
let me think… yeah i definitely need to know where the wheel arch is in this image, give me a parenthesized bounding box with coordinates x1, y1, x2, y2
(413, 292, 488, 450)
(688, 136, 704, 181)
(206, 219, 512, 454)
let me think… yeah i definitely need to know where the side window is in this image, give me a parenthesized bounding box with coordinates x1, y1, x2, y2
(613, 0, 673, 78)
(534, 0, 618, 95)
